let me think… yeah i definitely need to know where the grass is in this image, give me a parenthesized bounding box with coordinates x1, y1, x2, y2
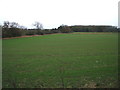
(2, 32, 118, 88)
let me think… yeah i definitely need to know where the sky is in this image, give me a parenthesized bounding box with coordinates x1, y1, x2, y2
(0, 0, 119, 29)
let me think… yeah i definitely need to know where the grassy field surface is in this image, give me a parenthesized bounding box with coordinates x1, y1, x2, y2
(2, 32, 118, 88)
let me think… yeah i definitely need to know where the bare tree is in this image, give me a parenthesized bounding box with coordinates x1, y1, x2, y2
(3, 21, 10, 28)
(33, 22, 43, 30)
(10, 22, 19, 28)
(3, 21, 19, 29)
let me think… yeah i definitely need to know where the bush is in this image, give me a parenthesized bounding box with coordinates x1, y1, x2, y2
(36, 30, 44, 35)
(42, 29, 53, 34)
(2, 28, 22, 38)
(51, 29, 60, 33)
(58, 25, 72, 33)
(25, 30, 37, 35)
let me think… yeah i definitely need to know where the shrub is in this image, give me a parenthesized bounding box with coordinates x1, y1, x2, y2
(2, 28, 22, 38)
(25, 30, 37, 35)
(58, 25, 72, 33)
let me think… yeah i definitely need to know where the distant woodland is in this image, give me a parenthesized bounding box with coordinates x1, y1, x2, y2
(0, 21, 119, 38)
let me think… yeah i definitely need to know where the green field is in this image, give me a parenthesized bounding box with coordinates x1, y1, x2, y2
(2, 32, 118, 88)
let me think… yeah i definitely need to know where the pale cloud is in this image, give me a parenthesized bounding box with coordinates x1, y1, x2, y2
(0, 0, 119, 29)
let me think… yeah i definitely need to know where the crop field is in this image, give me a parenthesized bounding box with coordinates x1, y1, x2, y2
(2, 32, 118, 88)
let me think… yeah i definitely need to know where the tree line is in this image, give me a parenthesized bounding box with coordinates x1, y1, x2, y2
(1, 21, 119, 38)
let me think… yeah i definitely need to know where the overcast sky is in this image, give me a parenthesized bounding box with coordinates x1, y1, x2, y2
(0, 0, 119, 29)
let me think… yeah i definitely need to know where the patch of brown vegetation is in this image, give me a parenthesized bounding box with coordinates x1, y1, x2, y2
(2, 35, 40, 40)
(2, 33, 64, 40)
